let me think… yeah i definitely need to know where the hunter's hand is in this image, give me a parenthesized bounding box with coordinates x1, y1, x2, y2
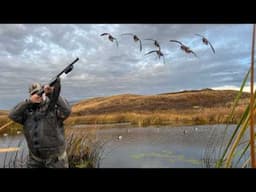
(30, 94, 42, 103)
(44, 85, 54, 94)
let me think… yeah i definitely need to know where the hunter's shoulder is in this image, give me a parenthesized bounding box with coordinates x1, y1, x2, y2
(10, 99, 32, 109)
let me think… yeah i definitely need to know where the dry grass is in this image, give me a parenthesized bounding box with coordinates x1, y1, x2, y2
(0, 147, 20, 153)
(1, 89, 251, 129)
(71, 89, 249, 115)
(0, 110, 8, 115)
(65, 106, 247, 127)
(66, 89, 249, 126)
(2, 128, 105, 168)
(0, 115, 22, 135)
(65, 128, 105, 168)
(66, 89, 250, 126)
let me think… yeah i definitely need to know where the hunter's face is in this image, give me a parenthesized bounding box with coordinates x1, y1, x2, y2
(31, 93, 43, 103)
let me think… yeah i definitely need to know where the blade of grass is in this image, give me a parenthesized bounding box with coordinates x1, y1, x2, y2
(216, 89, 256, 167)
(0, 120, 13, 131)
(250, 23, 256, 167)
(234, 133, 256, 167)
(225, 110, 251, 167)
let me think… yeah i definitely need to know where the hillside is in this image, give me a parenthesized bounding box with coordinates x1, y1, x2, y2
(0, 110, 8, 116)
(71, 89, 249, 115)
(0, 89, 251, 129)
(67, 89, 250, 126)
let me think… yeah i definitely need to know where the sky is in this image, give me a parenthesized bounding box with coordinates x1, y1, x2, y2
(0, 24, 254, 110)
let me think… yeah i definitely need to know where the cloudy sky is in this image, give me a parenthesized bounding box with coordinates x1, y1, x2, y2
(0, 24, 254, 110)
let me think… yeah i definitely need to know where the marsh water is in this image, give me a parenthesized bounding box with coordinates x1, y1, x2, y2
(0, 124, 246, 168)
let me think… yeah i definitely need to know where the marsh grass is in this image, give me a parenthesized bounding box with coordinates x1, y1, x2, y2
(65, 105, 248, 127)
(65, 128, 106, 168)
(0, 118, 22, 135)
(203, 67, 256, 168)
(2, 128, 107, 168)
(2, 137, 28, 168)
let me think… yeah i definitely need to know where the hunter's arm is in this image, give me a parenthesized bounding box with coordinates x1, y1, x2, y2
(8, 100, 31, 125)
(46, 77, 61, 112)
(56, 96, 71, 120)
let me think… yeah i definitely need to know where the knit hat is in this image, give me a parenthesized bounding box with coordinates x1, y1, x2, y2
(29, 82, 42, 95)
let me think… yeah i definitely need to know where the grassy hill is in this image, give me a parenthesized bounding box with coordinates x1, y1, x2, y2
(0, 89, 251, 131)
(66, 88, 250, 126)
(0, 110, 8, 116)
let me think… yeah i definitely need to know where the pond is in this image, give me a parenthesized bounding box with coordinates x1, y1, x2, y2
(0, 124, 244, 168)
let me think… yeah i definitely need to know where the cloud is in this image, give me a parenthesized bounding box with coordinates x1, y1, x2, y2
(212, 85, 253, 93)
(0, 24, 253, 109)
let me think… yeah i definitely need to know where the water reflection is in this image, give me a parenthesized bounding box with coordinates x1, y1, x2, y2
(0, 124, 242, 168)
(0, 134, 27, 168)
(96, 125, 211, 168)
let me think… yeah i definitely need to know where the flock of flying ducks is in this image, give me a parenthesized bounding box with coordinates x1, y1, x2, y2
(100, 32, 215, 63)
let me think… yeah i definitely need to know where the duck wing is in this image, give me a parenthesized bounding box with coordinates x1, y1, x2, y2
(139, 39, 142, 51)
(195, 33, 204, 38)
(169, 40, 183, 45)
(101, 33, 110, 36)
(145, 50, 157, 55)
(191, 50, 198, 58)
(208, 41, 215, 54)
(114, 38, 119, 47)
